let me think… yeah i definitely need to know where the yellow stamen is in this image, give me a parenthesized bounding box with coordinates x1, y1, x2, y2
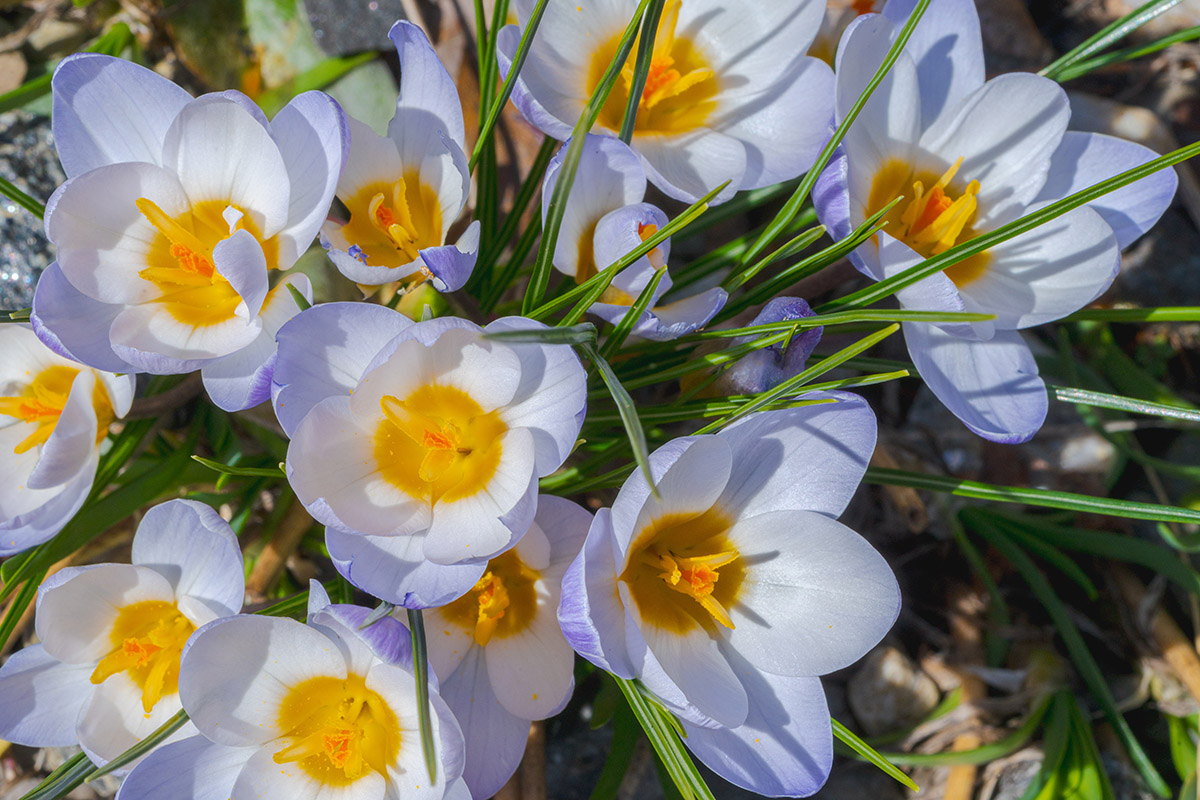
(0, 365, 114, 455)
(341, 172, 444, 274)
(89, 600, 195, 714)
(641, 547, 738, 630)
(442, 549, 540, 645)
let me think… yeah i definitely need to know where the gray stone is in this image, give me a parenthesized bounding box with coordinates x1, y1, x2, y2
(303, 0, 410, 55)
(0, 110, 62, 310)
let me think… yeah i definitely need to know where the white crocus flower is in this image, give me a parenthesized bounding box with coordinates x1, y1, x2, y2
(813, 0, 1177, 442)
(0, 325, 134, 555)
(559, 397, 900, 796)
(117, 583, 468, 800)
(499, 0, 834, 203)
(423, 496, 590, 798)
(272, 303, 588, 608)
(32, 54, 347, 411)
(321, 21, 480, 294)
(0, 500, 244, 768)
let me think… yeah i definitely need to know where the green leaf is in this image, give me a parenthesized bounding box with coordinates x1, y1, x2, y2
(619, 0, 667, 143)
(591, 701, 641, 800)
(191, 455, 286, 479)
(582, 343, 659, 498)
(832, 719, 919, 791)
(819, 138, 1200, 314)
(1166, 714, 1198, 783)
(484, 322, 598, 346)
(865, 466, 1200, 525)
(472, 0, 548, 172)
(84, 710, 190, 781)
(1053, 386, 1200, 423)
(0, 175, 46, 219)
(1040, 0, 1185, 79)
(1065, 306, 1200, 323)
(876, 693, 1052, 766)
(599, 266, 668, 359)
(406, 609, 438, 784)
(256, 52, 377, 116)
(614, 677, 714, 800)
(735, 0, 931, 269)
(522, 0, 654, 313)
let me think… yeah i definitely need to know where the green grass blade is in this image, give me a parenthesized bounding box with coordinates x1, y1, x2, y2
(406, 609, 439, 784)
(832, 719, 919, 791)
(722, 225, 828, 293)
(865, 467, 1200, 524)
(1053, 24, 1200, 83)
(614, 677, 715, 800)
(619, 0, 665, 143)
(485, 322, 597, 346)
(736, 0, 931, 269)
(85, 709, 190, 781)
(1053, 386, 1200, 423)
(590, 702, 641, 800)
(819, 139, 1200, 314)
(471, 0, 550, 172)
(1040, 0, 1184, 79)
(191, 455, 285, 479)
(583, 343, 658, 498)
(0, 175, 46, 219)
(599, 266, 667, 359)
(522, 0, 652, 314)
(681, 309, 992, 343)
(17, 751, 94, 800)
(1065, 306, 1200, 323)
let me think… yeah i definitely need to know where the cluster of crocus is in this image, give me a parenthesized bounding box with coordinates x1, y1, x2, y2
(0, 0, 1185, 796)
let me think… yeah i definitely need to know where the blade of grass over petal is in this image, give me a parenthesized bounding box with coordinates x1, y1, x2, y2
(736, 0, 931, 269)
(1040, 0, 1184, 79)
(522, 0, 653, 314)
(614, 677, 715, 800)
(286, 283, 312, 311)
(85, 710, 190, 781)
(832, 719, 918, 791)
(679, 310, 992, 343)
(530, 184, 721, 323)
(485, 322, 597, 346)
(619, 0, 666, 143)
(0, 175, 46, 220)
(819, 140, 1200, 314)
(599, 266, 668, 359)
(407, 608, 438, 784)
(695, 324, 900, 433)
(1053, 387, 1200, 423)
(471, 0, 550, 172)
(582, 343, 658, 497)
(864, 467, 1200, 524)
(966, 513, 1171, 796)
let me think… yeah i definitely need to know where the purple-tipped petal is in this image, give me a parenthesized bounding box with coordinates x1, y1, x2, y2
(422, 220, 480, 293)
(389, 20, 467, 152)
(496, 26, 574, 142)
(0, 462, 95, 556)
(0, 644, 95, 747)
(115, 735, 255, 800)
(31, 263, 134, 374)
(557, 509, 635, 678)
(723, 297, 823, 394)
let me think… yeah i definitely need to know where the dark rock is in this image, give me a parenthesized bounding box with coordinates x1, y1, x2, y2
(303, 0, 410, 55)
(0, 110, 62, 310)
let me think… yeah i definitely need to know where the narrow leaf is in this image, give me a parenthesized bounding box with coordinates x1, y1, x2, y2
(833, 719, 919, 791)
(407, 608, 439, 783)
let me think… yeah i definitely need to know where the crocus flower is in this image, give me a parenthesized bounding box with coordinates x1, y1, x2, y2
(0, 499, 243, 768)
(272, 303, 588, 607)
(320, 21, 480, 294)
(813, 0, 1177, 442)
(0, 325, 134, 555)
(32, 53, 347, 411)
(499, 0, 834, 203)
(558, 396, 900, 796)
(545, 134, 726, 340)
(423, 495, 590, 799)
(717, 297, 823, 395)
(117, 583, 468, 800)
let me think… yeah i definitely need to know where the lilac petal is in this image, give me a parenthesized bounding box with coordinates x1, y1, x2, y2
(0, 644, 95, 747)
(422, 220, 480, 293)
(717, 392, 877, 519)
(905, 323, 1047, 443)
(683, 650, 833, 797)
(496, 26, 574, 142)
(557, 509, 635, 678)
(1035, 130, 1177, 250)
(309, 602, 413, 669)
(723, 297, 823, 394)
(26, 370, 99, 490)
(115, 735, 255, 800)
(0, 462, 94, 556)
(51, 53, 191, 178)
(389, 20, 467, 152)
(211, 229, 269, 319)
(271, 301, 413, 436)
(31, 263, 136, 374)
(813, 144, 855, 248)
(326, 525, 486, 609)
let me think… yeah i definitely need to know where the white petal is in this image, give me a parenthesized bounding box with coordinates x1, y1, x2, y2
(0, 644, 95, 747)
(110, 301, 262, 368)
(25, 368, 99, 491)
(77, 672, 189, 767)
(389, 20, 467, 152)
(115, 735, 256, 800)
(486, 605, 575, 720)
(632, 128, 746, 204)
(328, 527, 486, 610)
(231, 746, 382, 800)
(557, 509, 635, 678)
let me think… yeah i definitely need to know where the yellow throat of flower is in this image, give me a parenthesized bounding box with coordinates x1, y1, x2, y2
(373, 383, 507, 505)
(90, 600, 196, 714)
(591, 0, 720, 136)
(273, 673, 402, 786)
(620, 509, 743, 634)
(0, 365, 114, 455)
(137, 197, 279, 326)
(868, 157, 991, 287)
(441, 548, 540, 646)
(340, 173, 444, 275)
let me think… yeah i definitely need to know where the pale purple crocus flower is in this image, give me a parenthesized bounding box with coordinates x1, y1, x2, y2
(813, 0, 1177, 443)
(32, 54, 347, 411)
(320, 21, 480, 295)
(559, 396, 900, 796)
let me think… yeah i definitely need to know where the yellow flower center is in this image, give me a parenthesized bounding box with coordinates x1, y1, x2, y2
(591, 0, 719, 136)
(89, 600, 196, 714)
(137, 197, 279, 326)
(273, 673, 401, 787)
(868, 157, 991, 287)
(620, 509, 743, 633)
(0, 365, 115, 455)
(441, 549, 540, 646)
(373, 384, 507, 505)
(341, 173, 444, 274)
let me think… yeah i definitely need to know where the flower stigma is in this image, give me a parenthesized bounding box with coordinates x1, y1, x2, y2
(868, 157, 991, 286)
(442, 549, 540, 646)
(89, 600, 196, 714)
(374, 384, 507, 504)
(591, 0, 719, 135)
(341, 173, 443, 273)
(0, 366, 115, 454)
(273, 673, 401, 786)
